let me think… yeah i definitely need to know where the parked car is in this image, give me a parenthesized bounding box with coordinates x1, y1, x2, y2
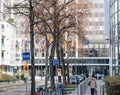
(69, 76, 79, 84)
(79, 74, 85, 81)
(72, 75, 85, 82)
(75, 75, 84, 82)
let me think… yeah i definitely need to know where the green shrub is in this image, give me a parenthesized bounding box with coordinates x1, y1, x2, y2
(0, 74, 19, 82)
(15, 74, 24, 80)
(2, 74, 9, 81)
(104, 76, 120, 95)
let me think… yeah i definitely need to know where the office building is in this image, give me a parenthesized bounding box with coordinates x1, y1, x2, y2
(0, 0, 21, 75)
(109, 0, 120, 76)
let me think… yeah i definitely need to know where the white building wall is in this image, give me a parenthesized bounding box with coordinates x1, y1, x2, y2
(0, 33, 2, 65)
(0, 21, 16, 74)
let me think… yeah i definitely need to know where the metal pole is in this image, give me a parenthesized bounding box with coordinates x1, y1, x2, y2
(26, 78, 28, 95)
(117, 0, 120, 75)
(29, 0, 35, 95)
(77, 84, 79, 95)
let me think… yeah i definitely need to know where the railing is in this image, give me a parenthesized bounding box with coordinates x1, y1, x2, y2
(77, 78, 89, 95)
(100, 85, 106, 95)
(76, 78, 106, 95)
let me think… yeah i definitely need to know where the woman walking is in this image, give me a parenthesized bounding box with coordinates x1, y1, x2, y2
(89, 74, 97, 95)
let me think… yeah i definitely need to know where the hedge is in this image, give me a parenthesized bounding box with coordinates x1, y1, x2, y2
(0, 74, 24, 82)
(104, 76, 120, 95)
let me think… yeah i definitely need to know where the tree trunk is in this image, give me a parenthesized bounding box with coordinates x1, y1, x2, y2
(66, 55, 70, 84)
(49, 42, 56, 90)
(60, 47, 66, 85)
(45, 38, 49, 90)
(56, 39, 61, 82)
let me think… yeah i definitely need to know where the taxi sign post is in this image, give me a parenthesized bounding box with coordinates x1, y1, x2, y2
(22, 52, 30, 95)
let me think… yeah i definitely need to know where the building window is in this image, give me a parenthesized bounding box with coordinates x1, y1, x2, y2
(100, 22, 104, 26)
(89, 13, 93, 17)
(1, 52, 4, 58)
(94, 4, 99, 8)
(89, 22, 93, 26)
(1, 24, 4, 32)
(99, 31, 103, 34)
(99, 13, 104, 17)
(40, 49, 44, 57)
(94, 22, 99, 26)
(2, 38, 4, 46)
(42, 53, 44, 57)
(99, 4, 104, 8)
(94, 13, 99, 17)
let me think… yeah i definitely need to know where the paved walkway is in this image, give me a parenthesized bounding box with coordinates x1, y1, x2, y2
(84, 80, 105, 95)
(67, 80, 105, 95)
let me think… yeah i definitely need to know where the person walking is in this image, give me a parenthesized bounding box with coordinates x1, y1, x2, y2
(89, 74, 97, 95)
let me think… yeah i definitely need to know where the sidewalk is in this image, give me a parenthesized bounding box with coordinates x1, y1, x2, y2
(66, 88, 77, 95)
(0, 79, 45, 90)
(67, 80, 105, 95)
(84, 80, 105, 95)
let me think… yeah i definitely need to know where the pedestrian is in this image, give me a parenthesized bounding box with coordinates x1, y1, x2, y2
(89, 74, 97, 95)
(96, 73, 99, 80)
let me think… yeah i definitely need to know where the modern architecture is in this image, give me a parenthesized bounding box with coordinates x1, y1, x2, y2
(109, 0, 120, 76)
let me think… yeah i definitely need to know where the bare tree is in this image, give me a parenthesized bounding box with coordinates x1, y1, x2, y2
(5, 0, 92, 92)
(24, 0, 92, 90)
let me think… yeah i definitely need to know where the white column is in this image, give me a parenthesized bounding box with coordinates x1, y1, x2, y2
(109, 42, 113, 76)
(76, 35, 78, 57)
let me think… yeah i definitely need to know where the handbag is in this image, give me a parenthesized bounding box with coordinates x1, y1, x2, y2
(88, 80, 91, 86)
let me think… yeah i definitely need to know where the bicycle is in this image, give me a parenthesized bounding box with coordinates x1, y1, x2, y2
(51, 83, 64, 95)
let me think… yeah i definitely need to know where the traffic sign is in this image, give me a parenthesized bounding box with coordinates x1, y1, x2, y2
(53, 59, 59, 66)
(22, 52, 30, 60)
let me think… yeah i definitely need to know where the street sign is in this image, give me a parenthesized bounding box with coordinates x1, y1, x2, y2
(53, 59, 59, 66)
(57, 68, 61, 76)
(22, 52, 30, 60)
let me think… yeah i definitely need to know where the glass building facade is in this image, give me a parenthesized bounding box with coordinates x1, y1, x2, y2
(110, 0, 120, 76)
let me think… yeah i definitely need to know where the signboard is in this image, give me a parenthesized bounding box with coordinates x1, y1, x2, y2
(24, 64, 29, 72)
(53, 59, 59, 67)
(69, 70, 72, 76)
(24, 72, 29, 78)
(22, 52, 30, 60)
(9, 67, 14, 71)
(57, 68, 61, 76)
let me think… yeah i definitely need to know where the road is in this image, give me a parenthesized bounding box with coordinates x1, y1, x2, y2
(0, 85, 31, 95)
(0, 80, 45, 95)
